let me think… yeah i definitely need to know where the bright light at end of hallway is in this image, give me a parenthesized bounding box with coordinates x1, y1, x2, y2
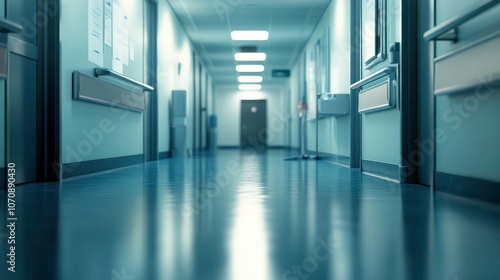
(236, 65, 265, 72)
(239, 84, 262, 91)
(238, 76, 263, 83)
(231, 30, 269, 41)
(235, 52, 267, 61)
(238, 91, 263, 99)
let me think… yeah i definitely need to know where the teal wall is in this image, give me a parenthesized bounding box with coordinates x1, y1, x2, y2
(291, 0, 352, 157)
(362, 109, 400, 164)
(60, 0, 145, 164)
(435, 1, 500, 182)
(360, 0, 402, 166)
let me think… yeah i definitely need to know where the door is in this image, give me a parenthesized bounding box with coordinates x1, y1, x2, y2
(418, 0, 434, 186)
(240, 100, 267, 148)
(6, 0, 41, 184)
(144, 0, 158, 161)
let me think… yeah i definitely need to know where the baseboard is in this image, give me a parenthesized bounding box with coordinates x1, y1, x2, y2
(436, 172, 500, 204)
(62, 154, 143, 179)
(362, 160, 406, 182)
(159, 151, 170, 159)
(307, 151, 351, 167)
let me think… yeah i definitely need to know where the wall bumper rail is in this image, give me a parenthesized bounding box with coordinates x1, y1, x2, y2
(95, 68, 154, 91)
(434, 31, 500, 96)
(424, 0, 500, 42)
(351, 64, 399, 114)
(0, 17, 22, 34)
(73, 71, 147, 112)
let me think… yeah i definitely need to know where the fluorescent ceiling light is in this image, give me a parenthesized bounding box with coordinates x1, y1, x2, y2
(238, 76, 263, 83)
(239, 84, 262, 91)
(231, 30, 269, 41)
(235, 52, 267, 61)
(236, 65, 265, 72)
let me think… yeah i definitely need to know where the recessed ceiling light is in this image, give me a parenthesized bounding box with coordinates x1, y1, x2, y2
(236, 65, 265, 72)
(234, 52, 267, 61)
(231, 30, 269, 41)
(239, 84, 262, 91)
(238, 76, 263, 83)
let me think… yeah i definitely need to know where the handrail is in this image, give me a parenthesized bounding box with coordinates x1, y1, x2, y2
(0, 17, 22, 33)
(424, 0, 500, 42)
(95, 68, 154, 91)
(350, 65, 398, 89)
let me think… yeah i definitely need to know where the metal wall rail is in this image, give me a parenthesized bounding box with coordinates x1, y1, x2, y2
(424, 0, 500, 42)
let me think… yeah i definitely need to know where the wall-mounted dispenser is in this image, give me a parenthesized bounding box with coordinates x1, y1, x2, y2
(317, 93, 350, 116)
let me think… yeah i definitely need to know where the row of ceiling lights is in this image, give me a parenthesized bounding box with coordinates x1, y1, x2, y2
(231, 30, 269, 91)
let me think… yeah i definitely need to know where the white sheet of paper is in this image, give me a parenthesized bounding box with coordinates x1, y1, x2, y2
(88, 0, 104, 67)
(112, 2, 123, 73)
(130, 41, 135, 61)
(122, 21, 129, 66)
(104, 0, 112, 46)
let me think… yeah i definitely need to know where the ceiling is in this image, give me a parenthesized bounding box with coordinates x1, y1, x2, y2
(166, 0, 332, 89)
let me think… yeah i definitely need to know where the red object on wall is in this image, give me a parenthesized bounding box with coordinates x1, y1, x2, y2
(297, 102, 307, 113)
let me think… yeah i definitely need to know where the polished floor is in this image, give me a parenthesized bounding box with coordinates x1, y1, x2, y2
(1, 150, 500, 280)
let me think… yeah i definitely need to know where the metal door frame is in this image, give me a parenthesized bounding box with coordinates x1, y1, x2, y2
(144, 0, 159, 162)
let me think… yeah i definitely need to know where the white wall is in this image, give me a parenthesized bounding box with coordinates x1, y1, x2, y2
(215, 86, 287, 147)
(157, 1, 196, 153)
(289, 0, 352, 156)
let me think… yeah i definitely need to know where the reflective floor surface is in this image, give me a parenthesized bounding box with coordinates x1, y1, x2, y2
(1, 150, 500, 280)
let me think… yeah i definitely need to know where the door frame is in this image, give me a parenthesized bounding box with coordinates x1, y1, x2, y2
(144, 0, 158, 162)
(4, 0, 61, 183)
(43, 0, 61, 181)
(350, 0, 362, 169)
(401, 0, 421, 184)
(416, 0, 436, 187)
